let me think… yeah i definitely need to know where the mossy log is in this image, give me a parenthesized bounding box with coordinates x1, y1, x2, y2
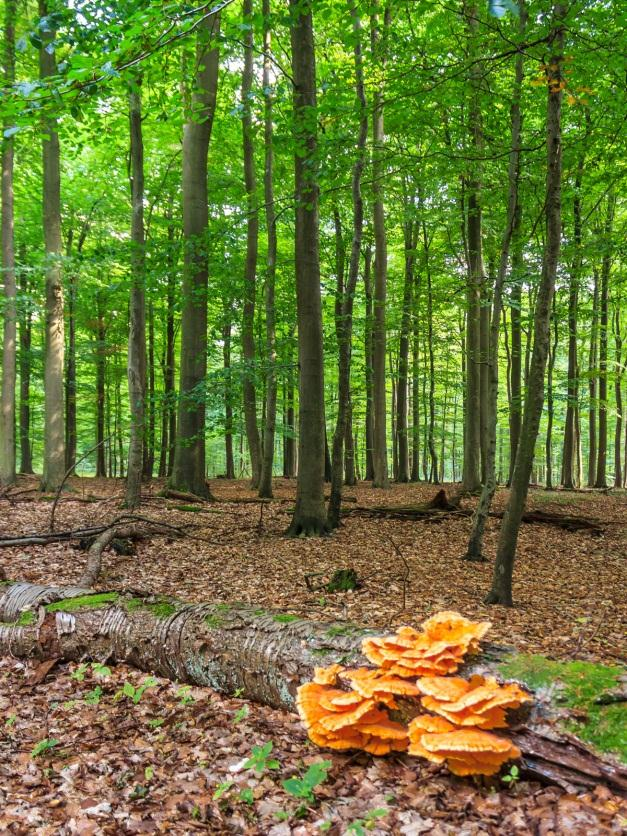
(0, 582, 624, 796)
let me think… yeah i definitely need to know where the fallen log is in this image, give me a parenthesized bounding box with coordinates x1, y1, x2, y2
(347, 501, 604, 534)
(0, 581, 624, 796)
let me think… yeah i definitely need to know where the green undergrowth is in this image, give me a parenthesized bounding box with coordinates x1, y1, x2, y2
(499, 654, 626, 761)
(45, 592, 120, 613)
(124, 598, 178, 619)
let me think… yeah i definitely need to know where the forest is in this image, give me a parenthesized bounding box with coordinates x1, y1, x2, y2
(0, 0, 625, 832)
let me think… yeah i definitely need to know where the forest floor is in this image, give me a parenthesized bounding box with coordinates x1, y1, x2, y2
(1, 477, 626, 834)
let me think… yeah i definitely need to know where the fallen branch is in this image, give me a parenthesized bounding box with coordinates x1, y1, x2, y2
(0, 582, 624, 796)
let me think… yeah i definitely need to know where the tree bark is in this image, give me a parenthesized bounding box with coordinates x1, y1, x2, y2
(363, 245, 375, 481)
(509, 207, 523, 484)
(464, 5, 524, 559)
(1, 582, 624, 795)
(0, 0, 17, 487)
(287, 0, 328, 536)
(19, 255, 33, 475)
(370, 2, 390, 489)
(545, 300, 559, 489)
(241, 0, 262, 489)
(258, 0, 278, 499)
(561, 131, 586, 489)
(159, 204, 177, 479)
(95, 292, 107, 479)
(423, 221, 438, 483)
(461, 0, 484, 494)
(595, 192, 615, 488)
(327, 2, 367, 529)
(170, 11, 220, 498)
(486, 4, 565, 606)
(125, 77, 147, 509)
(396, 218, 415, 483)
(587, 270, 599, 486)
(613, 306, 624, 488)
(39, 0, 65, 492)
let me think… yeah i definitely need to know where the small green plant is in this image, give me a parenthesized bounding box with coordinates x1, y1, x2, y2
(282, 759, 332, 804)
(91, 662, 112, 678)
(147, 717, 164, 729)
(233, 705, 249, 724)
(274, 810, 290, 822)
(84, 686, 103, 705)
(243, 741, 280, 775)
(346, 808, 389, 834)
(233, 687, 245, 698)
(31, 738, 60, 758)
(213, 779, 234, 800)
(177, 685, 195, 706)
(5, 713, 16, 727)
(144, 765, 154, 781)
(116, 676, 158, 704)
(129, 784, 150, 800)
(502, 764, 520, 788)
(71, 663, 89, 682)
(239, 787, 254, 804)
(62, 699, 77, 711)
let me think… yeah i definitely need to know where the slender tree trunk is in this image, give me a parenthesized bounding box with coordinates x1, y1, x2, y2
(240, 0, 262, 489)
(363, 246, 374, 480)
(509, 208, 523, 483)
(486, 4, 564, 605)
(125, 77, 146, 509)
(344, 401, 356, 486)
(39, 0, 65, 491)
(595, 192, 615, 488)
(411, 269, 421, 481)
(283, 346, 296, 478)
(613, 307, 623, 488)
(561, 137, 586, 488)
(545, 300, 558, 489)
(143, 302, 155, 480)
(587, 270, 599, 486)
(396, 218, 415, 483)
(19, 256, 33, 474)
(95, 292, 107, 479)
(64, 264, 77, 474)
(258, 0, 278, 499)
(222, 308, 235, 480)
(328, 4, 367, 527)
(170, 11, 220, 497)
(287, 0, 328, 535)
(0, 0, 17, 486)
(462, 0, 483, 494)
(370, 2, 390, 489)
(422, 221, 438, 483)
(159, 205, 177, 479)
(464, 2, 524, 559)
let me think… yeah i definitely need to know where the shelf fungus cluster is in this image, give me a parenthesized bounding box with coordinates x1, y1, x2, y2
(297, 612, 531, 777)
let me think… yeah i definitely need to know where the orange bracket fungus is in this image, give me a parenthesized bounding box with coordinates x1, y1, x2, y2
(297, 612, 530, 778)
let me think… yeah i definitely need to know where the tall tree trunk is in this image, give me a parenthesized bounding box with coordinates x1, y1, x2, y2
(463, 1, 524, 559)
(125, 77, 146, 509)
(241, 0, 262, 489)
(287, 0, 328, 535)
(0, 0, 17, 487)
(143, 302, 155, 480)
(39, 0, 65, 492)
(508, 207, 523, 484)
(328, 3, 367, 528)
(423, 221, 438, 483)
(587, 270, 599, 486)
(370, 2, 390, 489)
(222, 308, 235, 480)
(561, 135, 586, 488)
(19, 254, 33, 474)
(159, 204, 177, 479)
(462, 0, 483, 494)
(363, 245, 374, 481)
(65, 266, 77, 474)
(283, 345, 296, 479)
(613, 306, 624, 488)
(396, 218, 415, 483)
(170, 11, 220, 497)
(486, 4, 564, 605)
(344, 402, 356, 486)
(95, 292, 107, 479)
(411, 268, 421, 481)
(595, 192, 615, 488)
(258, 0, 278, 499)
(545, 300, 558, 489)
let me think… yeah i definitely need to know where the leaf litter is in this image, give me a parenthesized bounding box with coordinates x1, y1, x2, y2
(1, 476, 626, 833)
